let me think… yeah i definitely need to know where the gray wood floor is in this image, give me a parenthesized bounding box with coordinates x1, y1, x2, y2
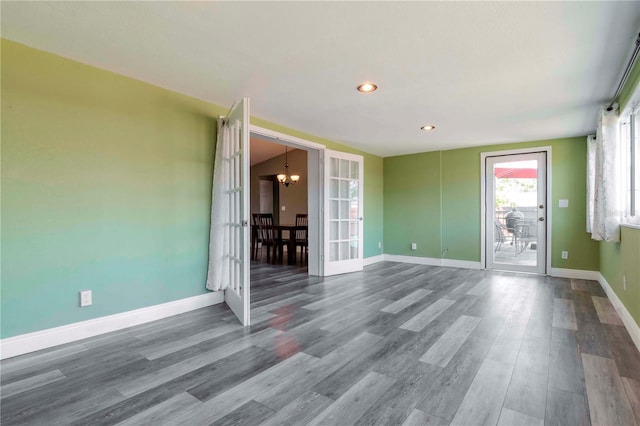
(2, 262, 640, 425)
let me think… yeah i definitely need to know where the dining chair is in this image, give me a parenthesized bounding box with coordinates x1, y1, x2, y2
(251, 213, 262, 260)
(256, 213, 284, 263)
(295, 214, 308, 265)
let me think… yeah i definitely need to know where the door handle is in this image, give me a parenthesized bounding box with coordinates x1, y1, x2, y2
(538, 217, 544, 222)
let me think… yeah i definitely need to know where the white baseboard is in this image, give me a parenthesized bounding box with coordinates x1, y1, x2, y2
(380, 256, 599, 278)
(382, 254, 481, 270)
(0, 291, 224, 360)
(597, 273, 640, 353)
(549, 268, 600, 280)
(363, 254, 385, 266)
(383, 254, 442, 266)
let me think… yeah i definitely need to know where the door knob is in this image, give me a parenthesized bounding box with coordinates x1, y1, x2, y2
(538, 217, 544, 222)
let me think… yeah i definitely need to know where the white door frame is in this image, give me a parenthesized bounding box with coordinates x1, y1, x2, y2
(480, 146, 552, 274)
(249, 125, 326, 276)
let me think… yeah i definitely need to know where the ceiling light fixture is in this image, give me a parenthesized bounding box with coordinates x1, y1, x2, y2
(276, 147, 300, 187)
(357, 82, 377, 93)
(421, 125, 436, 131)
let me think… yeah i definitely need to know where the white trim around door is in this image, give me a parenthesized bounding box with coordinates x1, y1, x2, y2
(480, 146, 552, 274)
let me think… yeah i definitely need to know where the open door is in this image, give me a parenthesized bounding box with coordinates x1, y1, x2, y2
(324, 149, 364, 276)
(223, 98, 250, 326)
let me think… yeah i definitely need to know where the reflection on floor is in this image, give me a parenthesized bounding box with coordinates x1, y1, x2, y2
(2, 263, 640, 425)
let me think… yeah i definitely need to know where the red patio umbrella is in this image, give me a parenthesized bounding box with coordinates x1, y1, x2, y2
(494, 167, 537, 179)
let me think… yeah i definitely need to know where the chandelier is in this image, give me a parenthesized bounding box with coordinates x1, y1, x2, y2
(276, 147, 300, 187)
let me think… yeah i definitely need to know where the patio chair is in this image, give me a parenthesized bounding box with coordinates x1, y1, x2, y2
(514, 219, 537, 256)
(494, 221, 506, 252)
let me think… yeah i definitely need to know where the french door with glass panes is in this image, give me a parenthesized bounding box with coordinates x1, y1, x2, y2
(222, 98, 250, 326)
(324, 150, 364, 276)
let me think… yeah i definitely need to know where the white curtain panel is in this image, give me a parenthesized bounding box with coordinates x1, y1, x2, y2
(206, 121, 230, 291)
(590, 107, 622, 242)
(586, 134, 596, 233)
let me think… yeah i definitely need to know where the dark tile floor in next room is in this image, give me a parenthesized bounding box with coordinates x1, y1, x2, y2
(2, 262, 640, 425)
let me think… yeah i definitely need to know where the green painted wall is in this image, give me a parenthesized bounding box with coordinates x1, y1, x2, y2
(600, 227, 640, 326)
(384, 136, 600, 271)
(1, 39, 222, 338)
(384, 152, 441, 257)
(620, 227, 640, 325)
(1, 39, 384, 338)
(600, 53, 640, 328)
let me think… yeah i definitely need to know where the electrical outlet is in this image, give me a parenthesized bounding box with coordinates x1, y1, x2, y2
(411, 243, 417, 250)
(378, 241, 382, 249)
(80, 290, 92, 307)
(281, 205, 286, 211)
(623, 275, 627, 291)
(561, 251, 568, 260)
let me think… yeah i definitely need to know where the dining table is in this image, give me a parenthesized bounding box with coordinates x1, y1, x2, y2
(251, 224, 308, 265)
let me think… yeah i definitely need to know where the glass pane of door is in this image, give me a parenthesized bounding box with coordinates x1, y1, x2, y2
(486, 152, 546, 274)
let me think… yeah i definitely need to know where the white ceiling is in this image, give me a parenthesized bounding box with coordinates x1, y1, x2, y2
(2, 1, 639, 157)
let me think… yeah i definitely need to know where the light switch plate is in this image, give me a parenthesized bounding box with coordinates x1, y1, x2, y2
(559, 199, 569, 208)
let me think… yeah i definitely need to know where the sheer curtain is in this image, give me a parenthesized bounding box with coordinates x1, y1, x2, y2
(586, 134, 597, 233)
(206, 120, 230, 291)
(588, 106, 623, 242)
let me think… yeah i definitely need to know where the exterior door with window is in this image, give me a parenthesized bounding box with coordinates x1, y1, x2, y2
(486, 152, 547, 274)
(324, 150, 364, 276)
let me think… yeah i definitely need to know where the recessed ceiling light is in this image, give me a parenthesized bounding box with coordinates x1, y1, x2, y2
(421, 125, 436, 131)
(357, 82, 377, 93)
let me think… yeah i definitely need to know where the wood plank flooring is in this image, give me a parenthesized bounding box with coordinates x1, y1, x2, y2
(2, 262, 640, 425)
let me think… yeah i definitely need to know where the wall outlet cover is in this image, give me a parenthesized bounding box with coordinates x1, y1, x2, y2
(561, 251, 568, 260)
(559, 199, 569, 208)
(80, 290, 92, 307)
(411, 243, 417, 250)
